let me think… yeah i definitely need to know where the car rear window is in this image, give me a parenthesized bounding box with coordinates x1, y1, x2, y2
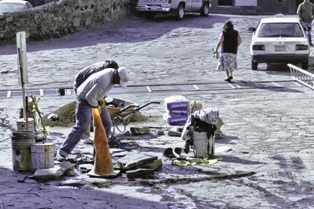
(0, 3, 25, 13)
(257, 23, 304, 38)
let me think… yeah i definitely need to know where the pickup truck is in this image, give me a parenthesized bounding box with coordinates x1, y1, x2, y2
(136, 0, 211, 20)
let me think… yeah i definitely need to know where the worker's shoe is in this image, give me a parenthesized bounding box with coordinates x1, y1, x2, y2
(55, 150, 69, 162)
(83, 138, 94, 145)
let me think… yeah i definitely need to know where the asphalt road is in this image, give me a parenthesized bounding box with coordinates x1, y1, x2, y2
(0, 13, 314, 209)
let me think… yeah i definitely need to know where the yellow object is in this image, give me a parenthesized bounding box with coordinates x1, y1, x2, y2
(98, 99, 106, 107)
(97, 100, 106, 114)
(172, 157, 222, 167)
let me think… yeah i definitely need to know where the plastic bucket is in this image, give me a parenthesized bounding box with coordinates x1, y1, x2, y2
(16, 118, 35, 132)
(11, 131, 36, 172)
(193, 131, 208, 158)
(193, 131, 215, 158)
(31, 142, 55, 170)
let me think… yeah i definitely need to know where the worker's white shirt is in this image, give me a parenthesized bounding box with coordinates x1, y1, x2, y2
(77, 68, 114, 107)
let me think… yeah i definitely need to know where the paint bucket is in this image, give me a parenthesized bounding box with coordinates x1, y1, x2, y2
(193, 131, 215, 158)
(16, 118, 35, 132)
(11, 131, 36, 172)
(31, 142, 55, 170)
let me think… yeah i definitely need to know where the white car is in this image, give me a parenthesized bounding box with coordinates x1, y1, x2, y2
(0, 0, 33, 15)
(249, 15, 310, 70)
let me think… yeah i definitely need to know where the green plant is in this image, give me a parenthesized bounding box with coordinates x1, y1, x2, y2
(30, 95, 49, 139)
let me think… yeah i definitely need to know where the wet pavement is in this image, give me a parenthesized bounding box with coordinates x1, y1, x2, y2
(1, 13, 314, 209)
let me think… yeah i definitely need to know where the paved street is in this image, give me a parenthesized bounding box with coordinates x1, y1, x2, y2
(0, 13, 314, 209)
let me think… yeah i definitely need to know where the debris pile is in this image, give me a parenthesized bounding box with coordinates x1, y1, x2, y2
(118, 152, 162, 179)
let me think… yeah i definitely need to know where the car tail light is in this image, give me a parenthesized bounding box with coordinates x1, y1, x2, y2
(296, 44, 309, 50)
(252, 45, 265, 50)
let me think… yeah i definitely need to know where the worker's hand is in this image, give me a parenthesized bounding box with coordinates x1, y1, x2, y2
(98, 100, 105, 108)
(97, 100, 106, 114)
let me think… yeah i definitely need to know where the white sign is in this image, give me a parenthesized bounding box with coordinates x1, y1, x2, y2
(16, 31, 29, 85)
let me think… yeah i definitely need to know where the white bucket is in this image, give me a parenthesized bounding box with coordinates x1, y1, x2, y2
(16, 118, 35, 132)
(31, 142, 55, 170)
(193, 131, 215, 158)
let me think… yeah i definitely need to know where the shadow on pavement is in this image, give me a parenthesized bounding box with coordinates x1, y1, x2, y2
(218, 155, 266, 165)
(0, 167, 169, 208)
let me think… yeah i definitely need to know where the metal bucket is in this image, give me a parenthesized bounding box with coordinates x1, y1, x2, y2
(193, 131, 215, 158)
(11, 131, 36, 172)
(16, 118, 35, 132)
(31, 142, 55, 170)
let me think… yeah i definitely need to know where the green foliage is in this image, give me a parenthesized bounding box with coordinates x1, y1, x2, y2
(30, 96, 50, 138)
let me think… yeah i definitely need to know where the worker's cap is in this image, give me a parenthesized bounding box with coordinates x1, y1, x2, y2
(118, 67, 129, 88)
(106, 60, 119, 69)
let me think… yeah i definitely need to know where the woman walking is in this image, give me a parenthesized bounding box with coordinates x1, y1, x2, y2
(214, 21, 242, 82)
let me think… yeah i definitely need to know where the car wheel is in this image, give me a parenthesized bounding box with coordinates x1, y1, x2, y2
(200, 3, 210, 16)
(175, 4, 184, 20)
(251, 60, 258, 70)
(301, 60, 309, 70)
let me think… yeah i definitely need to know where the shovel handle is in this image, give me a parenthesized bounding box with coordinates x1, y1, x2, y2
(133, 101, 160, 111)
(118, 102, 160, 114)
(25, 96, 28, 131)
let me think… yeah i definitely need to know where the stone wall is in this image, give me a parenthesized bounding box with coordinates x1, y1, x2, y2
(0, 0, 134, 45)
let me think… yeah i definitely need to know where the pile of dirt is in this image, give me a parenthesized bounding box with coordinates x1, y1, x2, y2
(42, 101, 148, 128)
(42, 101, 76, 127)
(130, 112, 148, 122)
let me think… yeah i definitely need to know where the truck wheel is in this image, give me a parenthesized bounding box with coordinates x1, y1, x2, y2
(175, 4, 185, 20)
(251, 60, 258, 70)
(200, 3, 210, 16)
(302, 60, 309, 70)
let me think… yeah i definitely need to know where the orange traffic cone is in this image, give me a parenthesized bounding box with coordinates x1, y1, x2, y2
(88, 108, 119, 178)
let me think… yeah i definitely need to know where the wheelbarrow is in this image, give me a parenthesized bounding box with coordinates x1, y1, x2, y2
(106, 97, 160, 139)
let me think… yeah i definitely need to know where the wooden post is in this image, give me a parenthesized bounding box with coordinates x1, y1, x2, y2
(16, 31, 29, 129)
(17, 47, 27, 130)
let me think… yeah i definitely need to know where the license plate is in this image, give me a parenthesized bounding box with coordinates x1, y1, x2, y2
(275, 45, 286, 51)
